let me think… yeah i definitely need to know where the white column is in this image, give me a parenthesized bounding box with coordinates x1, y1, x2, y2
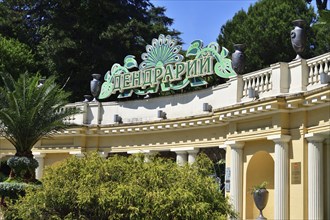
(226, 141, 244, 219)
(326, 138, 330, 220)
(187, 149, 199, 164)
(34, 152, 46, 180)
(127, 150, 158, 162)
(268, 134, 291, 220)
(305, 133, 324, 220)
(171, 147, 198, 166)
(175, 151, 188, 166)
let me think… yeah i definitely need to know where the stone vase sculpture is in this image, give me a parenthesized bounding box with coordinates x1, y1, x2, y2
(291, 19, 307, 60)
(253, 188, 269, 220)
(231, 44, 245, 75)
(90, 74, 101, 101)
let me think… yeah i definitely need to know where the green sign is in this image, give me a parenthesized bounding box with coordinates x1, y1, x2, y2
(99, 34, 236, 99)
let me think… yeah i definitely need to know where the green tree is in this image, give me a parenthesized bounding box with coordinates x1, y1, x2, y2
(0, 34, 36, 81)
(0, 0, 181, 101)
(0, 73, 80, 181)
(306, 0, 328, 10)
(217, 0, 322, 73)
(4, 153, 235, 219)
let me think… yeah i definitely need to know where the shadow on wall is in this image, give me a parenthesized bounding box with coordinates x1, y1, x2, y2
(246, 151, 274, 219)
(119, 85, 214, 110)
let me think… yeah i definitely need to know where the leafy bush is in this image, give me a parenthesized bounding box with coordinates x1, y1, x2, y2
(7, 157, 38, 178)
(0, 182, 27, 199)
(4, 153, 235, 220)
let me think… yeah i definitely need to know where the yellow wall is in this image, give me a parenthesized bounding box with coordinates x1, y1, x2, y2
(289, 133, 306, 219)
(244, 140, 274, 219)
(44, 153, 71, 168)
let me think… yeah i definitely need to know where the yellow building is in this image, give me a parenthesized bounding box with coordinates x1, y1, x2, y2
(0, 36, 329, 220)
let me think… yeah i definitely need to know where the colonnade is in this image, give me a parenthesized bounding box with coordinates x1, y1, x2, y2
(227, 133, 328, 220)
(32, 133, 329, 220)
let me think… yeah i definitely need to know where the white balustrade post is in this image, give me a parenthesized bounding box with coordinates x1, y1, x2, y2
(83, 102, 88, 124)
(228, 75, 244, 103)
(268, 134, 291, 220)
(288, 59, 308, 93)
(34, 152, 46, 180)
(270, 62, 289, 95)
(305, 133, 325, 220)
(226, 141, 244, 219)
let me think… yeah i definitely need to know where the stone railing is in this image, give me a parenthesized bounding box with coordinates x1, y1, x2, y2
(307, 53, 330, 88)
(68, 53, 330, 126)
(242, 68, 272, 99)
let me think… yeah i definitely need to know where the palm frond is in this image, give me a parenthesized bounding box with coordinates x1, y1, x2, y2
(0, 73, 81, 154)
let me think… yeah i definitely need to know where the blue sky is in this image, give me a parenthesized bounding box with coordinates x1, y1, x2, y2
(150, 0, 258, 49)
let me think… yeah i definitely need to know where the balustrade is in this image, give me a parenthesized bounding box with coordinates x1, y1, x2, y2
(307, 53, 330, 86)
(242, 69, 272, 98)
(67, 53, 329, 126)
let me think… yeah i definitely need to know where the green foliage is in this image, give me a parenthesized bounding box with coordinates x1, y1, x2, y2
(7, 157, 38, 178)
(0, 35, 36, 81)
(0, 73, 81, 158)
(312, 12, 330, 54)
(0, 0, 181, 101)
(0, 182, 27, 199)
(217, 0, 320, 73)
(251, 181, 268, 194)
(4, 153, 235, 219)
(0, 181, 41, 203)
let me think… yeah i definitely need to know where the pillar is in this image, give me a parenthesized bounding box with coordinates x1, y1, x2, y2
(171, 147, 198, 166)
(34, 152, 46, 180)
(305, 133, 324, 220)
(175, 151, 188, 166)
(226, 141, 244, 219)
(268, 134, 291, 220)
(187, 149, 199, 164)
(127, 150, 158, 162)
(326, 138, 330, 220)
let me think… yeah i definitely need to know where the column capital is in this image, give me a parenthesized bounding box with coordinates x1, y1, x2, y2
(267, 134, 291, 143)
(186, 149, 199, 154)
(33, 152, 46, 158)
(219, 144, 227, 151)
(225, 141, 245, 149)
(127, 150, 151, 154)
(305, 133, 325, 143)
(69, 151, 85, 158)
(170, 147, 196, 153)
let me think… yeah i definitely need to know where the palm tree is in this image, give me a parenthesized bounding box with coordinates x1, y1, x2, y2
(0, 72, 80, 180)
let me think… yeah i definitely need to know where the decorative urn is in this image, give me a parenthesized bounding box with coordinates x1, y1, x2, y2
(253, 188, 269, 220)
(291, 19, 307, 60)
(231, 44, 245, 75)
(90, 74, 101, 101)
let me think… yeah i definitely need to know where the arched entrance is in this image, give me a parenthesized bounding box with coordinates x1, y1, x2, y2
(246, 151, 274, 219)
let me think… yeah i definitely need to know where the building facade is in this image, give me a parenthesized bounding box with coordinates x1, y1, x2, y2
(0, 42, 329, 219)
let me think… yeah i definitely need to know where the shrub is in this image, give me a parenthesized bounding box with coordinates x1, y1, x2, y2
(7, 157, 38, 178)
(4, 153, 235, 219)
